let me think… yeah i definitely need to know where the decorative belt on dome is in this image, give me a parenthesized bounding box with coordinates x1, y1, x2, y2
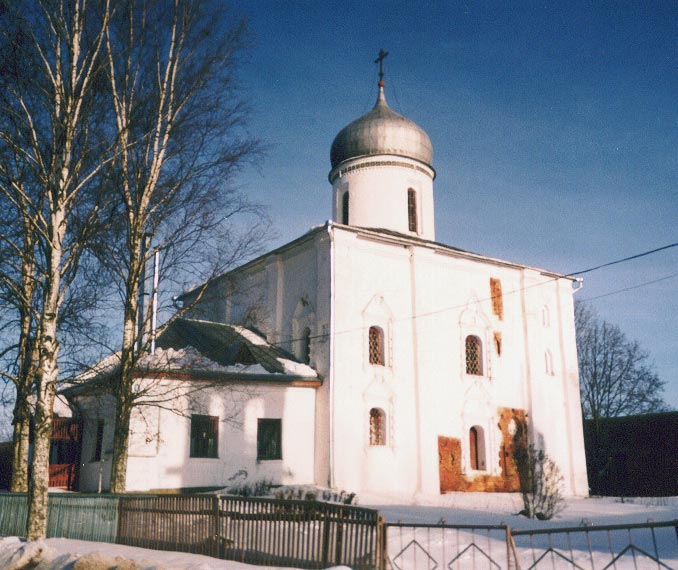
(329, 159, 435, 183)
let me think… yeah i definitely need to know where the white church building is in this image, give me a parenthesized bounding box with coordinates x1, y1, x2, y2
(64, 68, 589, 497)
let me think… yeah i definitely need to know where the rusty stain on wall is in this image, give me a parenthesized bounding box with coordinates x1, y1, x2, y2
(438, 407, 527, 493)
(490, 278, 503, 320)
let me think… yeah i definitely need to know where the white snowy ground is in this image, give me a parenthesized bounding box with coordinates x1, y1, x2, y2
(362, 491, 678, 528)
(367, 492, 678, 569)
(1, 493, 677, 569)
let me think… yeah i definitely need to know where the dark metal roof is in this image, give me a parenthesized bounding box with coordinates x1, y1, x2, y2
(155, 318, 313, 376)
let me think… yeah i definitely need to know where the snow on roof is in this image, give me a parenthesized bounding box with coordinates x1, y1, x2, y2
(67, 319, 319, 392)
(152, 318, 318, 378)
(137, 346, 272, 376)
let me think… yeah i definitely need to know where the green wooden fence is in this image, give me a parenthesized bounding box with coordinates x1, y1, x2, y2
(0, 493, 119, 543)
(0, 493, 29, 537)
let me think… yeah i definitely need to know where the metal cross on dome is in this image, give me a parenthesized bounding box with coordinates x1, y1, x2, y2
(375, 48, 389, 82)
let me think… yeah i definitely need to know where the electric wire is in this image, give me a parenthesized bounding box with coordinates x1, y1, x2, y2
(578, 271, 678, 302)
(566, 242, 678, 276)
(172, 240, 678, 351)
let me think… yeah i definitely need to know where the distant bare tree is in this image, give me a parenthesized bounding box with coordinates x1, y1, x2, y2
(99, 0, 263, 493)
(575, 302, 668, 491)
(575, 303, 667, 423)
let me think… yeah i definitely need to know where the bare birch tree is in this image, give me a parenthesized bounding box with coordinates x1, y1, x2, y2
(100, 0, 261, 492)
(0, 183, 40, 492)
(0, 0, 113, 539)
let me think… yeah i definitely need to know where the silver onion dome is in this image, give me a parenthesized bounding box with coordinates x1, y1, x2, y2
(330, 82, 433, 170)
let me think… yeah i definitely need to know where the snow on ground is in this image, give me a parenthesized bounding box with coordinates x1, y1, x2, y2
(362, 492, 678, 569)
(0, 537, 351, 570)
(2, 494, 678, 569)
(361, 491, 678, 528)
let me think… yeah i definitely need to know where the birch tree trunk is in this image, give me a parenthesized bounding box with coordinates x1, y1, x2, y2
(13, 0, 111, 540)
(103, 0, 258, 492)
(10, 237, 39, 493)
(27, 232, 63, 539)
(10, 409, 30, 493)
(110, 259, 141, 493)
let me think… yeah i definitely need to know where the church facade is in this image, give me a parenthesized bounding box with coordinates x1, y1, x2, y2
(66, 73, 589, 497)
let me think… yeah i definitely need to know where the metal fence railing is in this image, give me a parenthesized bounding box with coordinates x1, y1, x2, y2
(383, 522, 510, 570)
(510, 520, 678, 570)
(384, 519, 678, 570)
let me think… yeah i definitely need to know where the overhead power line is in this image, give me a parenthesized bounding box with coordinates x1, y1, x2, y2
(179, 240, 678, 349)
(579, 271, 678, 302)
(568, 242, 678, 276)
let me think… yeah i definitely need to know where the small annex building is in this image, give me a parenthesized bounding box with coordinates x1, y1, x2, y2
(64, 69, 589, 496)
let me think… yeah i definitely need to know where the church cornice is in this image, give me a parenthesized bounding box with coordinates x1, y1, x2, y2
(329, 157, 435, 184)
(335, 224, 576, 281)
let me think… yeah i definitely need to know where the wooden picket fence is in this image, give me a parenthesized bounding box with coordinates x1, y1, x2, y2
(0, 493, 118, 543)
(217, 495, 382, 569)
(0, 493, 384, 569)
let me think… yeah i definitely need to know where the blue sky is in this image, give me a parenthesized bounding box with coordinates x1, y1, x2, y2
(230, 1, 677, 407)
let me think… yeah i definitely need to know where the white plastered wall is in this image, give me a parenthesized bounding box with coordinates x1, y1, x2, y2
(329, 227, 589, 497)
(332, 157, 435, 240)
(182, 229, 334, 488)
(119, 381, 318, 492)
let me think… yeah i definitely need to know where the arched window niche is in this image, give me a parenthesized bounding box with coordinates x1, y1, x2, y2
(469, 425, 486, 471)
(368, 325, 385, 366)
(369, 408, 386, 446)
(542, 305, 550, 328)
(407, 188, 418, 233)
(465, 335, 483, 376)
(544, 349, 554, 376)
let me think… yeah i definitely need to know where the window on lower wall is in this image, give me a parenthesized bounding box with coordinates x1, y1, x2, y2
(190, 414, 219, 458)
(257, 418, 282, 460)
(469, 425, 486, 470)
(369, 408, 386, 446)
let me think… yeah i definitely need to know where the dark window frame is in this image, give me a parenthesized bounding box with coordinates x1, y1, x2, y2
(342, 191, 350, 225)
(407, 188, 418, 233)
(190, 414, 219, 458)
(257, 418, 282, 461)
(469, 425, 486, 470)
